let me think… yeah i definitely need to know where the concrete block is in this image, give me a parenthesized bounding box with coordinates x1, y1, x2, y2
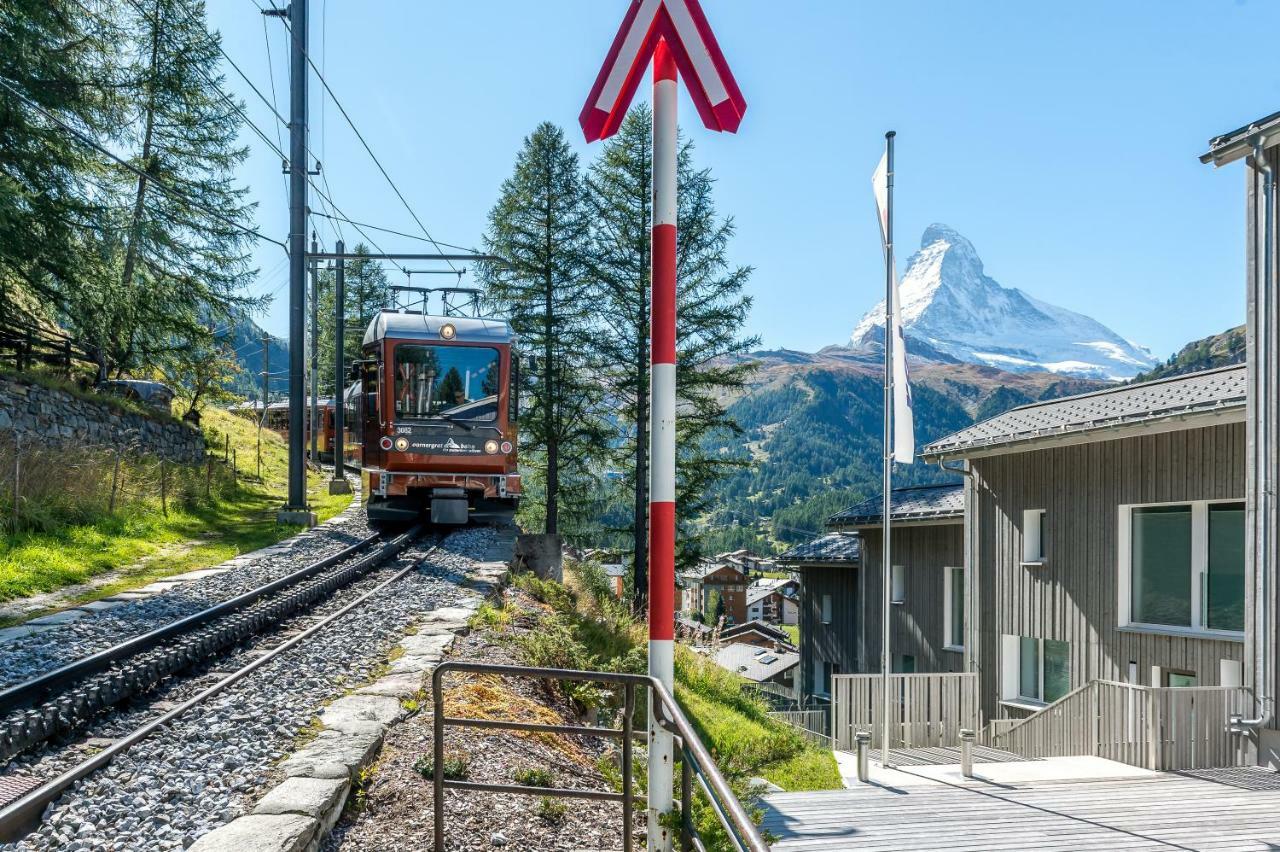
(399, 633, 455, 657)
(188, 814, 320, 852)
(514, 533, 563, 582)
(353, 674, 423, 700)
(253, 777, 350, 834)
(277, 508, 317, 527)
(0, 625, 56, 643)
(279, 729, 383, 781)
(319, 695, 405, 732)
(76, 600, 125, 613)
(327, 479, 352, 495)
(26, 609, 89, 625)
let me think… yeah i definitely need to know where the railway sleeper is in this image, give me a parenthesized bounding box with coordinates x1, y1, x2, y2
(0, 541, 408, 764)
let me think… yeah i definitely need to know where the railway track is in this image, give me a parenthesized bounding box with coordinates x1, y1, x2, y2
(0, 525, 435, 843)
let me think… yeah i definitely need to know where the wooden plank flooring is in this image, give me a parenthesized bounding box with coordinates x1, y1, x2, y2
(761, 769, 1280, 851)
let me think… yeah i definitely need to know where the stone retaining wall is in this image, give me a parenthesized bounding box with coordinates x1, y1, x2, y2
(0, 374, 204, 464)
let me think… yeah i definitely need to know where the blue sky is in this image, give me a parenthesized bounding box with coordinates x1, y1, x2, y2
(207, 1, 1280, 361)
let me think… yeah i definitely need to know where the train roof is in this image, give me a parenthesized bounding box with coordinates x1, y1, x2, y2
(362, 311, 515, 347)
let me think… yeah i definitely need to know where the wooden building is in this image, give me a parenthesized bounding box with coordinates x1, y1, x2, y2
(746, 578, 800, 625)
(923, 366, 1248, 722)
(678, 559, 748, 625)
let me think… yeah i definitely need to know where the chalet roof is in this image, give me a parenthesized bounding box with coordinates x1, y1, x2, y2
(828, 484, 964, 528)
(721, 620, 793, 647)
(603, 564, 628, 578)
(1201, 110, 1280, 167)
(778, 533, 862, 564)
(714, 642, 799, 683)
(922, 365, 1247, 461)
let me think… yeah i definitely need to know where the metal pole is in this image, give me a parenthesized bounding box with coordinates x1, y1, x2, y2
(284, 0, 308, 515)
(648, 38, 678, 852)
(330, 241, 350, 494)
(855, 730, 870, 782)
(260, 333, 269, 481)
(622, 683, 635, 852)
(310, 234, 319, 465)
(960, 728, 974, 778)
(881, 130, 896, 768)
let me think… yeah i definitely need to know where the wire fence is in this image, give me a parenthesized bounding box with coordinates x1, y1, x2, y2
(0, 429, 243, 535)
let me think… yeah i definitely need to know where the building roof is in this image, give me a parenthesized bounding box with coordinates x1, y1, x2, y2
(721, 620, 793, 646)
(714, 642, 799, 683)
(603, 564, 628, 578)
(778, 533, 862, 564)
(1201, 110, 1280, 167)
(922, 365, 1247, 461)
(828, 483, 965, 528)
(362, 311, 515, 347)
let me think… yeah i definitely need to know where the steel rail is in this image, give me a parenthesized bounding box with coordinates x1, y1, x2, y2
(0, 532, 382, 715)
(0, 528, 434, 843)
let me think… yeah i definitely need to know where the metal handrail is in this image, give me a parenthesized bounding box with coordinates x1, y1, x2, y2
(431, 661, 769, 852)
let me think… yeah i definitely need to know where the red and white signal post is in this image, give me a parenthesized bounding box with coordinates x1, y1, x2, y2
(581, 2, 745, 846)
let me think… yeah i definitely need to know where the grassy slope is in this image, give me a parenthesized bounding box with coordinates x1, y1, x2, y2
(0, 407, 351, 617)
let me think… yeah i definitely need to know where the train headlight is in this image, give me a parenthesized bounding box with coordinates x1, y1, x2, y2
(394, 437, 410, 452)
(500, 441, 513, 454)
(379, 437, 393, 451)
(484, 439, 499, 454)
(439, 323, 456, 340)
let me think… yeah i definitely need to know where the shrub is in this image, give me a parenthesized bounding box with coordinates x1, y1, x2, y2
(512, 570, 576, 612)
(535, 796, 567, 825)
(512, 766, 555, 788)
(413, 751, 469, 780)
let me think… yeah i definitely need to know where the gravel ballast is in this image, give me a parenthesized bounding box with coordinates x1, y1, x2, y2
(1, 526, 500, 852)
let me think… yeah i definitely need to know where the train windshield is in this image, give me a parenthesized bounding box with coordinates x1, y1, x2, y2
(393, 344, 500, 422)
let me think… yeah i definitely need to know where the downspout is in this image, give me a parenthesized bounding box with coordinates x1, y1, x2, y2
(1234, 137, 1273, 732)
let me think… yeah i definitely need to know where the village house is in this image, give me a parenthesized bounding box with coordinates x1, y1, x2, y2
(677, 557, 748, 624)
(746, 577, 800, 625)
(713, 642, 800, 704)
(720, 619, 795, 650)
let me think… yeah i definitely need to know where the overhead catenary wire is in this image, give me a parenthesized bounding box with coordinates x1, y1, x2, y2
(0, 78, 287, 253)
(252, 0, 459, 272)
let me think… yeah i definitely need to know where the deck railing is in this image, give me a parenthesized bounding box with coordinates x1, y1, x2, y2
(988, 680, 1254, 770)
(767, 708, 831, 745)
(831, 672, 979, 751)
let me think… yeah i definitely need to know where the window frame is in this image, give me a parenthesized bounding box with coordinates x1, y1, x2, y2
(391, 342, 502, 423)
(1001, 634, 1070, 708)
(943, 566, 965, 652)
(890, 564, 906, 605)
(820, 593, 832, 625)
(1118, 499, 1246, 641)
(1022, 509, 1046, 565)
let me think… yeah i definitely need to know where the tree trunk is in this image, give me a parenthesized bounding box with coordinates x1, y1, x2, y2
(542, 179, 558, 535)
(632, 322, 649, 612)
(120, 0, 162, 300)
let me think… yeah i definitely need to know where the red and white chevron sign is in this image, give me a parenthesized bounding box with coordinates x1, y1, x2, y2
(579, 0, 746, 143)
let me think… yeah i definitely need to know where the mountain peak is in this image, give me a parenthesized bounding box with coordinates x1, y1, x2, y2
(851, 225, 1156, 381)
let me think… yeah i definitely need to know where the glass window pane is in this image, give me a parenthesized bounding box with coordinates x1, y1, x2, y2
(1208, 503, 1246, 632)
(1131, 506, 1193, 627)
(950, 569, 965, 647)
(1166, 672, 1197, 688)
(1044, 640, 1070, 703)
(394, 345, 500, 421)
(1019, 637, 1040, 700)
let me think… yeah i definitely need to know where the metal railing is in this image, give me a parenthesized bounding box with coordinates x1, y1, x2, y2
(831, 672, 979, 750)
(767, 709, 831, 746)
(431, 661, 769, 852)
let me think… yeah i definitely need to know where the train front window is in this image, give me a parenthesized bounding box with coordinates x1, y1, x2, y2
(393, 344, 500, 422)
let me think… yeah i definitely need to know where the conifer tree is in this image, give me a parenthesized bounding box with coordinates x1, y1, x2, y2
(70, 0, 257, 379)
(317, 243, 390, 372)
(584, 105, 757, 608)
(479, 122, 608, 535)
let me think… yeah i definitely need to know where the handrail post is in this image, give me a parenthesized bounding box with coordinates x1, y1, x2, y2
(960, 728, 974, 778)
(680, 743, 693, 851)
(432, 667, 446, 852)
(623, 683, 635, 852)
(1147, 688, 1160, 771)
(855, 731, 871, 782)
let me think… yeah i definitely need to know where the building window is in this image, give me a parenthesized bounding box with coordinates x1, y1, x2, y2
(890, 565, 906, 604)
(944, 566, 965, 651)
(812, 658, 827, 696)
(895, 654, 916, 674)
(1002, 635, 1069, 705)
(1164, 669, 1197, 688)
(1022, 509, 1046, 564)
(1121, 500, 1245, 636)
(821, 594, 832, 625)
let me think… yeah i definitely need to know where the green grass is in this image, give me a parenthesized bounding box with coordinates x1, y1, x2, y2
(780, 624, 799, 646)
(0, 406, 353, 619)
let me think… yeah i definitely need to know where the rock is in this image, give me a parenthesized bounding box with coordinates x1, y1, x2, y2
(319, 695, 405, 732)
(491, 831, 508, 846)
(252, 777, 350, 833)
(187, 814, 320, 852)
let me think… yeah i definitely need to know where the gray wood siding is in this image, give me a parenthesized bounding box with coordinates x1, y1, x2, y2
(859, 525, 966, 675)
(973, 422, 1247, 723)
(797, 564, 859, 702)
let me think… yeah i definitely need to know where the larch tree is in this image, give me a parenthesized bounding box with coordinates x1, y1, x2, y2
(479, 122, 608, 536)
(316, 242, 391, 374)
(70, 0, 257, 380)
(584, 105, 757, 610)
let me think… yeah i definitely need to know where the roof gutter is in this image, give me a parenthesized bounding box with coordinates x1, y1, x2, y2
(1234, 137, 1274, 733)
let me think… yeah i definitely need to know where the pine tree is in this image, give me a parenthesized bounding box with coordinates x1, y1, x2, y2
(0, 0, 122, 318)
(68, 0, 257, 379)
(479, 123, 608, 535)
(584, 105, 757, 609)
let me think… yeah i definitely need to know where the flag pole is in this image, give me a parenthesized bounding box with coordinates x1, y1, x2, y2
(880, 130, 896, 768)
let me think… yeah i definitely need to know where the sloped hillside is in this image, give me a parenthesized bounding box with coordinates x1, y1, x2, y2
(1131, 325, 1245, 383)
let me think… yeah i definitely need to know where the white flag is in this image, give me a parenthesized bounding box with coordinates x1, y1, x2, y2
(872, 152, 916, 465)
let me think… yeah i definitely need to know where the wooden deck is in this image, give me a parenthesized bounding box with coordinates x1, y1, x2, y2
(761, 768, 1280, 851)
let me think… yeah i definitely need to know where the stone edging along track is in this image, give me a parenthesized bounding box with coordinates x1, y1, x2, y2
(187, 539, 511, 852)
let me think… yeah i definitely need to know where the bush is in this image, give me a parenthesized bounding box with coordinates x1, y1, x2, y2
(513, 766, 555, 788)
(412, 751, 470, 781)
(535, 796, 567, 825)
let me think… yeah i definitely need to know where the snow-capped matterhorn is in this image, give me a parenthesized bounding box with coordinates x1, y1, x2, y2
(850, 224, 1157, 380)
